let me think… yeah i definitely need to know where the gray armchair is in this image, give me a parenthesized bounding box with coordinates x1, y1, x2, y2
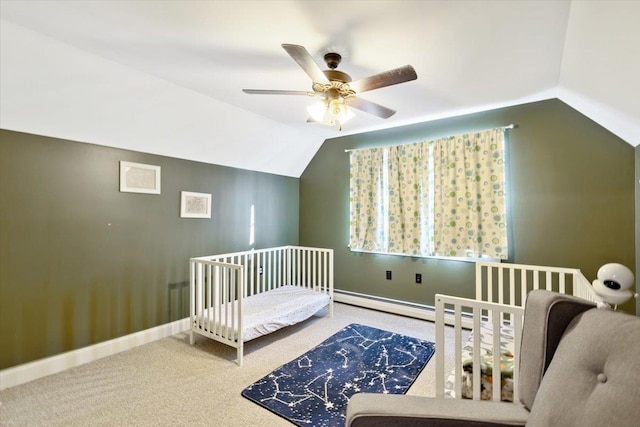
(346, 290, 640, 427)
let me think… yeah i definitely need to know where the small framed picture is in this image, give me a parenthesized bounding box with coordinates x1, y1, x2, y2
(181, 191, 212, 218)
(120, 161, 161, 194)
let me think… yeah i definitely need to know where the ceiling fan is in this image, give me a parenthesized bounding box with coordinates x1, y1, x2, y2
(243, 44, 417, 130)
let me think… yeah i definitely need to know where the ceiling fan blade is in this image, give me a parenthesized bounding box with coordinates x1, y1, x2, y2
(350, 65, 417, 94)
(281, 44, 330, 84)
(347, 97, 396, 119)
(243, 89, 314, 96)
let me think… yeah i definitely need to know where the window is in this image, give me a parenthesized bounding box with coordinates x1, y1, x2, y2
(349, 128, 508, 260)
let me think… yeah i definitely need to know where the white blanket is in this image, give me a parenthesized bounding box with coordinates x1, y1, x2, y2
(196, 285, 329, 342)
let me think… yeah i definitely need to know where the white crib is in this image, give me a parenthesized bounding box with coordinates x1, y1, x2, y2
(435, 261, 599, 402)
(189, 246, 333, 366)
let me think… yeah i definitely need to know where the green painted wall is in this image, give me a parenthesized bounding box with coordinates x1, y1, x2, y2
(1, 98, 635, 371)
(300, 99, 635, 313)
(0, 130, 299, 370)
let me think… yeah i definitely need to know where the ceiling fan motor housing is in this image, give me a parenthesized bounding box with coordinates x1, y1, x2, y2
(323, 69, 352, 83)
(323, 52, 342, 69)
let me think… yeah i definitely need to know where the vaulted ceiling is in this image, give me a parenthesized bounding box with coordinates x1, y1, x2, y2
(1, 1, 638, 177)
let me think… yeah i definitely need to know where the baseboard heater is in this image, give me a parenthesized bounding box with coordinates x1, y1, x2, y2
(333, 289, 473, 329)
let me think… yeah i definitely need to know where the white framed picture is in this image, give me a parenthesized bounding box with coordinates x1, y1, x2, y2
(181, 191, 212, 218)
(120, 161, 161, 194)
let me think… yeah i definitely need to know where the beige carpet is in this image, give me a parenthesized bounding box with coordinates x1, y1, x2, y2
(0, 303, 465, 426)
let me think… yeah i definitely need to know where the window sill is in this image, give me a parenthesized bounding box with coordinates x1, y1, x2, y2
(348, 247, 502, 263)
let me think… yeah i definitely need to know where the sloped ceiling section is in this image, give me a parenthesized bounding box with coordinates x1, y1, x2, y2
(0, 20, 320, 177)
(558, 1, 640, 146)
(0, 1, 638, 177)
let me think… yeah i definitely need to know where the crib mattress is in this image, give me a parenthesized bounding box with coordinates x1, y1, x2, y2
(445, 320, 515, 402)
(195, 285, 330, 342)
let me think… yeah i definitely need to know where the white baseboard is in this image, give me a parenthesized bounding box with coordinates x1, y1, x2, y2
(335, 290, 438, 321)
(334, 290, 472, 329)
(0, 317, 190, 391)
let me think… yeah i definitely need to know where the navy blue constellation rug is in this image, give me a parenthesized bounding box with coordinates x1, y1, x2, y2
(241, 323, 435, 426)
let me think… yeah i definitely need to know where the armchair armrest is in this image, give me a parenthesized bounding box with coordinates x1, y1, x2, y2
(346, 393, 529, 427)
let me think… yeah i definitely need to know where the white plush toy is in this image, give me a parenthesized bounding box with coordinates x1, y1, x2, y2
(592, 263, 638, 310)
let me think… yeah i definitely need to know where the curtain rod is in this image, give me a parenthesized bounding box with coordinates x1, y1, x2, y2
(344, 124, 517, 152)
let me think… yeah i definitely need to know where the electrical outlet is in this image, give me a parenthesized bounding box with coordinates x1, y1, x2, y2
(416, 273, 422, 284)
(386, 270, 392, 280)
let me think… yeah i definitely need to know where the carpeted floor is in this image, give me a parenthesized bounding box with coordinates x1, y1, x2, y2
(0, 303, 466, 426)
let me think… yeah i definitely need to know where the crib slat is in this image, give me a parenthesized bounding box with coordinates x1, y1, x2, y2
(189, 262, 195, 336)
(472, 306, 481, 400)
(297, 249, 301, 285)
(323, 251, 328, 293)
(303, 250, 307, 287)
(194, 263, 200, 331)
(498, 267, 504, 305)
(261, 251, 265, 292)
(218, 265, 224, 337)
(224, 266, 230, 339)
(521, 269, 527, 306)
(475, 263, 483, 301)
(312, 250, 317, 290)
(492, 313, 501, 402)
(513, 311, 523, 403)
(276, 249, 281, 289)
(268, 251, 273, 291)
(509, 268, 515, 306)
(245, 254, 253, 298)
(203, 264, 209, 331)
(237, 268, 244, 366)
(317, 251, 322, 292)
(454, 306, 462, 400)
(487, 267, 493, 303)
(300, 249, 304, 287)
(206, 264, 211, 332)
(435, 296, 445, 398)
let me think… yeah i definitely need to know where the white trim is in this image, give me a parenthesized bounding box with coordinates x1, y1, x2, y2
(0, 318, 189, 391)
(334, 290, 472, 329)
(348, 248, 501, 264)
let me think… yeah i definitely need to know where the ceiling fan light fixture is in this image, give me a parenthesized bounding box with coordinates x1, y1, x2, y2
(307, 98, 354, 128)
(307, 100, 329, 122)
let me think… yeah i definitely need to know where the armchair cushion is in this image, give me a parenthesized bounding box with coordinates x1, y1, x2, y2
(346, 393, 529, 427)
(526, 308, 640, 427)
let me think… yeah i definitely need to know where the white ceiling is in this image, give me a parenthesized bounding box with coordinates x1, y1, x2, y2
(1, 1, 638, 177)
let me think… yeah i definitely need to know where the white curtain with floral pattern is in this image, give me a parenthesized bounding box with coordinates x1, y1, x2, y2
(349, 147, 386, 252)
(432, 128, 507, 259)
(349, 127, 507, 259)
(386, 143, 432, 255)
